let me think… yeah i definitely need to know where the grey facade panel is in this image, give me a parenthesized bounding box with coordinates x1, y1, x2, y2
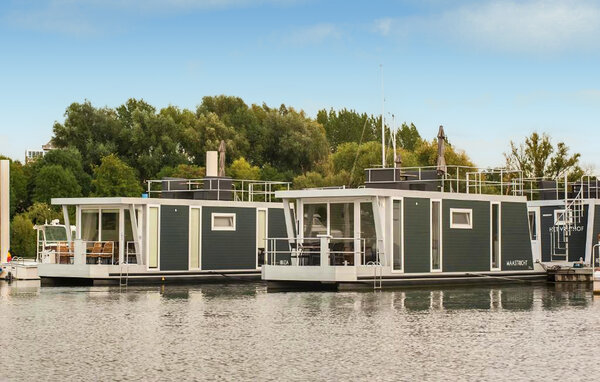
(404, 197, 430, 273)
(160, 205, 189, 271)
(540, 204, 589, 262)
(268, 208, 290, 264)
(540, 206, 555, 262)
(442, 200, 491, 272)
(594, 205, 600, 262)
(568, 205, 588, 262)
(501, 202, 534, 271)
(202, 206, 257, 270)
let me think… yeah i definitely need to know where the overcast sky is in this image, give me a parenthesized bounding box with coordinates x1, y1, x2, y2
(1, 0, 599, 169)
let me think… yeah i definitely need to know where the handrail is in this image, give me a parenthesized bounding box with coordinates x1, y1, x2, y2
(265, 237, 366, 267)
(145, 178, 291, 202)
(125, 241, 139, 265)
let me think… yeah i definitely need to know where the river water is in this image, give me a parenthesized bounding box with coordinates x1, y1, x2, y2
(1, 281, 599, 381)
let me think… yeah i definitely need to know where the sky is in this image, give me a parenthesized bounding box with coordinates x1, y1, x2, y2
(0, 0, 599, 170)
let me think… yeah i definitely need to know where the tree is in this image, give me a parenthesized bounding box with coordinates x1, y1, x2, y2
(157, 164, 205, 179)
(396, 122, 422, 151)
(52, 101, 122, 172)
(263, 108, 329, 174)
(0, 156, 30, 217)
(228, 157, 261, 180)
(92, 154, 142, 197)
(10, 214, 36, 257)
(33, 148, 92, 196)
(25, 202, 62, 225)
(412, 139, 474, 168)
(317, 108, 378, 151)
(32, 165, 81, 205)
(292, 170, 350, 189)
(504, 132, 581, 179)
(10, 203, 62, 258)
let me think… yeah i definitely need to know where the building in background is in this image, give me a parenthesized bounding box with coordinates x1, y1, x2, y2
(25, 140, 55, 163)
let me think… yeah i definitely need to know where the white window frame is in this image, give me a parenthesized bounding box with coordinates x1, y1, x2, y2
(189, 207, 202, 270)
(147, 205, 160, 271)
(390, 197, 404, 274)
(450, 208, 473, 229)
(490, 202, 501, 271)
(211, 212, 236, 231)
(256, 208, 268, 269)
(554, 209, 572, 226)
(430, 199, 442, 272)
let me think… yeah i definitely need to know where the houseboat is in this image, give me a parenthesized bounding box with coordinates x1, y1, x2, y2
(38, 151, 290, 285)
(526, 177, 600, 265)
(262, 166, 600, 290)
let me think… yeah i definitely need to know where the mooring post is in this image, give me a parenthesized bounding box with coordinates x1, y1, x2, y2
(0, 160, 9, 264)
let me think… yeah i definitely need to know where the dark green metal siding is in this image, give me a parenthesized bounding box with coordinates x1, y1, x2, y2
(501, 202, 534, 270)
(202, 207, 256, 270)
(442, 200, 491, 272)
(540, 206, 555, 262)
(160, 205, 189, 271)
(568, 205, 588, 262)
(539, 204, 589, 262)
(404, 197, 430, 273)
(268, 208, 290, 264)
(594, 205, 600, 263)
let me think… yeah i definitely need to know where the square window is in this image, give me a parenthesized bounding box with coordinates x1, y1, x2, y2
(212, 213, 236, 231)
(554, 209, 571, 226)
(450, 208, 472, 229)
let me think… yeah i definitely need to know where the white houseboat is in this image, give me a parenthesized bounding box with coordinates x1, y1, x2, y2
(38, 151, 290, 285)
(262, 165, 600, 290)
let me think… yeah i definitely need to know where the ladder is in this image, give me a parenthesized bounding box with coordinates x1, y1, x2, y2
(550, 177, 584, 261)
(366, 260, 383, 290)
(119, 263, 129, 288)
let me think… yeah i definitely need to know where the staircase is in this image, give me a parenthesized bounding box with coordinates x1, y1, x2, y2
(550, 179, 584, 261)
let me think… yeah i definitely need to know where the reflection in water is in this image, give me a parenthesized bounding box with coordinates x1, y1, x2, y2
(1, 281, 599, 381)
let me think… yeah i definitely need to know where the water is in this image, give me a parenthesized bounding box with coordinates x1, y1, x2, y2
(1, 281, 599, 382)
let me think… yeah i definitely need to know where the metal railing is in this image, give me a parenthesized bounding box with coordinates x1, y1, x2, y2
(265, 237, 366, 267)
(146, 178, 291, 202)
(366, 166, 600, 203)
(125, 241, 140, 265)
(37, 241, 73, 264)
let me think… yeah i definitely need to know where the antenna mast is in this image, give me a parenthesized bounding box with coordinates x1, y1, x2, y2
(380, 64, 385, 168)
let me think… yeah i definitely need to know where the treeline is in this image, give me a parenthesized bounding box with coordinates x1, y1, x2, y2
(2, 95, 474, 256)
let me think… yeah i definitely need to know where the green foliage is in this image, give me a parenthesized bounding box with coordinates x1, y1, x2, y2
(9, 203, 62, 258)
(157, 164, 205, 179)
(292, 170, 351, 189)
(317, 108, 378, 150)
(0, 156, 30, 217)
(260, 164, 293, 182)
(10, 214, 36, 257)
(412, 139, 474, 168)
(92, 154, 143, 197)
(34, 148, 92, 195)
(505, 132, 581, 179)
(396, 123, 422, 151)
(32, 165, 82, 205)
(228, 157, 261, 180)
(25, 202, 62, 225)
(263, 108, 329, 173)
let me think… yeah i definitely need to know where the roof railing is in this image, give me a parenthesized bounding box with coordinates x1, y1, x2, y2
(145, 178, 291, 202)
(364, 165, 599, 201)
